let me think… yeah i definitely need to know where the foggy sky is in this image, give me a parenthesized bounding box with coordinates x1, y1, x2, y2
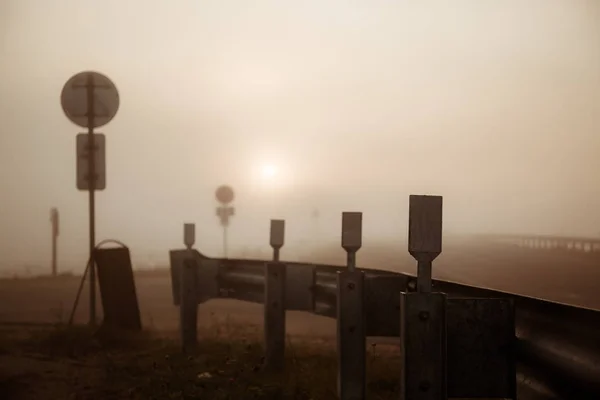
(1, 0, 599, 272)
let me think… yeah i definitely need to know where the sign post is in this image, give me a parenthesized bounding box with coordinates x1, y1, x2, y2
(215, 185, 235, 258)
(61, 70, 120, 326)
(50, 208, 59, 277)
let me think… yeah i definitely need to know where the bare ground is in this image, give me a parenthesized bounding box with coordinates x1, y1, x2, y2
(0, 247, 598, 399)
(0, 322, 402, 399)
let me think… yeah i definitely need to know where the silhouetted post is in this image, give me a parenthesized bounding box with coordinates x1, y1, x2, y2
(270, 219, 284, 261)
(61, 70, 119, 327)
(400, 195, 446, 400)
(215, 185, 235, 258)
(264, 219, 286, 371)
(184, 223, 195, 250)
(337, 212, 366, 400)
(180, 223, 198, 352)
(82, 73, 98, 326)
(50, 208, 59, 277)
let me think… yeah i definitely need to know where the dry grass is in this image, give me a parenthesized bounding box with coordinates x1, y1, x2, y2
(0, 319, 401, 400)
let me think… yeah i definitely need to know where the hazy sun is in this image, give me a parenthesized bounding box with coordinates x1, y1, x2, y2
(260, 164, 278, 180)
(251, 158, 290, 189)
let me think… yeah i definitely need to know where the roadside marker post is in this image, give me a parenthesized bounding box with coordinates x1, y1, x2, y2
(180, 223, 198, 352)
(401, 195, 446, 400)
(270, 219, 285, 262)
(183, 223, 195, 250)
(264, 219, 287, 371)
(337, 212, 366, 400)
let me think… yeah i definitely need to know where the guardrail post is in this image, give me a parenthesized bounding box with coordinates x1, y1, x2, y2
(184, 223, 195, 250)
(264, 219, 286, 371)
(401, 195, 446, 400)
(337, 212, 366, 400)
(180, 222, 198, 353)
(270, 219, 285, 262)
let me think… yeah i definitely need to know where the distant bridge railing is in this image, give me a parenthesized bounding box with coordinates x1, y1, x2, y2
(483, 234, 600, 253)
(169, 199, 600, 400)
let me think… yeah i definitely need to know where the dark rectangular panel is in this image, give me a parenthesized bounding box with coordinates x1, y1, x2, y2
(95, 247, 142, 331)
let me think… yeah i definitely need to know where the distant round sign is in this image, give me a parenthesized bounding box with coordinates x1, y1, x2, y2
(216, 185, 235, 204)
(60, 71, 120, 129)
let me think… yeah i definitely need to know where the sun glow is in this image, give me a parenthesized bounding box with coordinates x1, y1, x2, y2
(260, 164, 278, 180)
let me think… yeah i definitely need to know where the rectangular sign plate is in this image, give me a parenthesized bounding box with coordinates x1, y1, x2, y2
(76, 133, 106, 191)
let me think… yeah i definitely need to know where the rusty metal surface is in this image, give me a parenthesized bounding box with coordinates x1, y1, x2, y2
(446, 298, 516, 399)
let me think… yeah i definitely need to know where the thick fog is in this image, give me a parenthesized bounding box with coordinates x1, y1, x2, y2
(0, 0, 599, 272)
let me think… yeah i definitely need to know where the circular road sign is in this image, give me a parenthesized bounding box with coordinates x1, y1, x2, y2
(216, 185, 235, 204)
(61, 71, 120, 129)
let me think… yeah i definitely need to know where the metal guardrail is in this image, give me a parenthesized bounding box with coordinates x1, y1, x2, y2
(170, 204, 600, 400)
(170, 252, 600, 400)
(431, 278, 600, 399)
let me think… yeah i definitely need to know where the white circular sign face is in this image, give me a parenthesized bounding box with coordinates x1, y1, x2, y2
(60, 71, 120, 129)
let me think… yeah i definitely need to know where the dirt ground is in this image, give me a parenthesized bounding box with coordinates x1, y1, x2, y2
(0, 323, 406, 400)
(0, 247, 599, 399)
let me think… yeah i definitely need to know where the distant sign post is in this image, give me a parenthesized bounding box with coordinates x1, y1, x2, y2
(50, 208, 59, 277)
(61, 70, 120, 326)
(215, 185, 235, 258)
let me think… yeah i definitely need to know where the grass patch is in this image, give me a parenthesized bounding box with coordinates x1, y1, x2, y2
(20, 324, 157, 358)
(0, 321, 401, 400)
